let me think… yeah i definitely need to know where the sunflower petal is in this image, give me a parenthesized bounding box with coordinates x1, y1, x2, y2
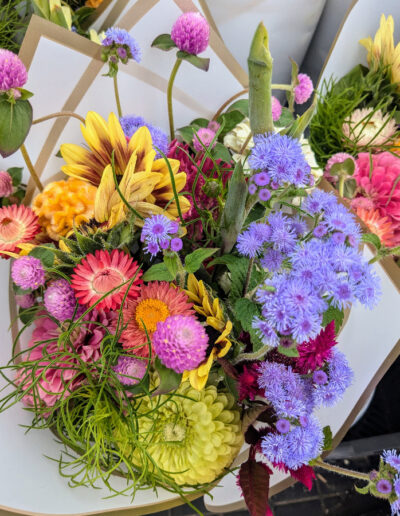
(94, 164, 115, 222)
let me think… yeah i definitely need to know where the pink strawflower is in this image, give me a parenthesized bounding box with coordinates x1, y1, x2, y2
(0, 49, 27, 91)
(350, 197, 374, 211)
(152, 315, 208, 373)
(0, 170, 13, 197)
(355, 151, 400, 244)
(15, 293, 35, 309)
(0, 204, 40, 259)
(44, 279, 77, 321)
(193, 127, 216, 152)
(271, 96, 282, 121)
(295, 321, 337, 374)
(112, 356, 147, 385)
(343, 109, 397, 148)
(324, 152, 358, 183)
(171, 12, 209, 55)
(294, 73, 313, 104)
(11, 256, 45, 290)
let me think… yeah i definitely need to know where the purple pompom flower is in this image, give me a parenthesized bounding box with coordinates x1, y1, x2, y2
(193, 128, 216, 152)
(276, 419, 291, 434)
(0, 49, 27, 91)
(120, 115, 168, 158)
(313, 225, 328, 238)
(271, 95, 282, 121)
(44, 279, 77, 321)
(171, 12, 209, 55)
(394, 476, 400, 497)
(15, 293, 35, 309)
(391, 499, 400, 516)
(253, 172, 270, 186)
(260, 249, 284, 272)
(170, 237, 183, 252)
(113, 355, 147, 385)
(102, 27, 141, 63)
(11, 256, 45, 290)
(376, 479, 393, 495)
(259, 189, 271, 202)
(313, 370, 328, 385)
(152, 315, 208, 373)
(294, 73, 313, 104)
(141, 214, 180, 256)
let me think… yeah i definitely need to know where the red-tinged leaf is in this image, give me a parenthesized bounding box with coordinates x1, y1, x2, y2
(238, 458, 271, 516)
(289, 464, 315, 491)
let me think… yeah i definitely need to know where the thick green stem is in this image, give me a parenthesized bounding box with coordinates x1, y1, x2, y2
(167, 58, 182, 140)
(248, 23, 274, 135)
(113, 75, 122, 118)
(20, 143, 43, 192)
(233, 345, 271, 365)
(271, 83, 292, 91)
(338, 175, 345, 197)
(315, 460, 370, 481)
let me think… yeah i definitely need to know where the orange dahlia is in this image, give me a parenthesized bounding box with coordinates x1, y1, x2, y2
(71, 249, 142, 311)
(32, 178, 96, 241)
(0, 205, 40, 259)
(356, 207, 397, 247)
(120, 282, 194, 357)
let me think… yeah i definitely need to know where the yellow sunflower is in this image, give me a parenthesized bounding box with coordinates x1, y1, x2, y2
(183, 274, 232, 390)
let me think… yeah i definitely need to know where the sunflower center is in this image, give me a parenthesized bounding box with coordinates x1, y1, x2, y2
(162, 421, 186, 442)
(135, 298, 170, 333)
(0, 218, 23, 243)
(91, 267, 124, 294)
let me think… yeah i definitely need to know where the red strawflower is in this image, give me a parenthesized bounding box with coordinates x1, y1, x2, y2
(295, 321, 337, 374)
(71, 249, 142, 311)
(0, 204, 40, 258)
(238, 362, 262, 401)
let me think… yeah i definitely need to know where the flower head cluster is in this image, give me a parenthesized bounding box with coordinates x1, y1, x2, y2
(342, 108, 397, 148)
(0, 49, 27, 92)
(112, 355, 147, 386)
(249, 133, 312, 189)
(141, 214, 181, 256)
(171, 12, 209, 55)
(271, 96, 282, 121)
(193, 127, 216, 152)
(44, 279, 78, 321)
(294, 73, 313, 104)
(11, 256, 45, 290)
(312, 349, 353, 407)
(0, 170, 13, 197)
(120, 115, 168, 158)
(101, 27, 141, 66)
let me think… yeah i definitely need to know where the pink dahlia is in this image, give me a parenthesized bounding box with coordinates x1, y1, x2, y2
(171, 12, 209, 55)
(193, 127, 216, 152)
(0, 204, 40, 258)
(112, 355, 147, 385)
(294, 73, 313, 104)
(354, 151, 400, 244)
(44, 279, 77, 321)
(0, 170, 13, 197)
(152, 315, 208, 373)
(119, 281, 194, 357)
(71, 249, 142, 311)
(0, 49, 27, 91)
(271, 96, 282, 121)
(295, 321, 337, 374)
(324, 152, 358, 183)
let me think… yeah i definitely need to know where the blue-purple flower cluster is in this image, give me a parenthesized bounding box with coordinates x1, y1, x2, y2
(248, 133, 312, 190)
(102, 27, 142, 63)
(120, 115, 168, 158)
(312, 350, 353, 407)
(141, 214, 182, 256)
(377, 450, 400, 514)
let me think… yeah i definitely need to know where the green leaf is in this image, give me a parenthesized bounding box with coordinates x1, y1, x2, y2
(153, 357, 182, 395)
(362, 232, 382, 250)
(343, 178, 357, 199)
(75, 231, 103, 255)
(322, 305, 344, 333)
(329, 158, 355, 177)
(277, 345, 299, 358)
(227, 99, 249, 117)
(29, 246, 55, 268)
(211, 254, 248, 300)
(19, 306, 37, 325)
(284, 96, 317, 140)
(275, 107, 294, 128)
(151, 33, 177, 51)
(177, 125, 195, 145)
(177, 50, 210, 71)
(184, 248, 219, 273)
(217, 110, 245, 139)
(222, 370, 239, 400)
(124, 373, 150, 395)
(245, 203, 266, 224)
(355, 484, 371, 495)
(234, 298, 260, 332)
(190, 117, 209, 128)
(142, 262, 174, 282)
(211, 142, 232, 163)
(7, 167, 22, 186)
(18, 89, 34, 101)
(0, 99, 32, 157)
(322, 425, 333, 452)
(163, 253, 179, 280)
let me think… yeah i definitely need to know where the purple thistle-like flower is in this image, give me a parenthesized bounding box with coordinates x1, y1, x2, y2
(237, 223, 270, 258)
(259, 188, 271, 202)
(290, 216, 308, 236)
(313, 370, 328, 385)
(271, 96, 282, 121)
(313, 225, 328, 238)
(302, 189, 337, 215)
(0, 49, 27, 91)
(120, 115, 168, 158)
(261, 432, 290, 465)
(102, 27, 141, 62)
(382, 450, 400, 472)
(286, 416, 323, 470)
(193, 128, 216, 152)
(44, 279, 77, 321)
(252, 317, 279, 347)
(391, 499, 400, 516)
(376, 479, 393, 495)
(152, 315, 208, 373)
(294, 73, 313, 104)
(260, 249, 284, 272)
(113, 355, 147, 385)
(145, 241, 160, 256)
(15, 293, 35, 309)
(253, 172, 270, 186)
(170, 237, 183, 252)
(313, 350, 353, 407)
(171, 12, 209, 55)
(142, 214, 177, 243)
(394, 476, 400, 497)
(248, 183, 257, 195)
(276, 419, 291, 434)
(331, 232, 346, 245)
(11, 256, 45, 290)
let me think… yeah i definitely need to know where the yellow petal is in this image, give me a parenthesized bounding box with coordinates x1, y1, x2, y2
(128, 126, 154, 169)
(108, 112, 131, 173)
(94, 164, 115, 222)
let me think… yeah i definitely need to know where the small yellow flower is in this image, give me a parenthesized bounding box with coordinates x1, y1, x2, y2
(183, 274, 232, 390)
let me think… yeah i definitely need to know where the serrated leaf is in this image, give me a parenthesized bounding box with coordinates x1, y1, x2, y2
(238, 458, 271, 516)
(153, 357, 182, 395)
(143, 262, 174, 282)
(0, 99, 32, 157)
(322, 425, 333, 451)
(227, 98, 249, 117)
(163, 254, 179, 280)
(362, 232, 382, 250)
(7, 167, 22, 186)
(29, 246, 55, 268)
(177, 50, 209, 71)
(277, 345, 299, 357)
(322, 305, 344, 333)
(234, 298, 260, 332)
(75, 230, 103, 255)
(151, 33, 177, 51)
(184, 248, 218, 274)
(177, 125, 195, 145)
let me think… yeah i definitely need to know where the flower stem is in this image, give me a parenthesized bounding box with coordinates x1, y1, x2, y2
(243, 257, 254, 296)
(113, 74, 122, 118)
(32, 111, 85, 125)
(271, 83, 292, 91)
(315, 460, 370, 481)
(338, 175, 345, 197)
(212, 88, 249, 121)
(239, 132, 252, 155)
(20, 143, 43, 192)
(233, 344, 271, 365)
(167, 58, 182, 140)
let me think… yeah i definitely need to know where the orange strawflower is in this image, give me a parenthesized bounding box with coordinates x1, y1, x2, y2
(356, 207, 397, 247)
(85, 0, 104, 7)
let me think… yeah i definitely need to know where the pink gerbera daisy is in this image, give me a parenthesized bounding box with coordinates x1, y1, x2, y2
(71, 249, 142, 311)
(119, 281, 194, 357)
(0, 204, 40, 258)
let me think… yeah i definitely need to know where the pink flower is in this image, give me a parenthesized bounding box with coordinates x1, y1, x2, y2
(295, 322, 337, 374)
(238, 363, 262, 401)
(0, 170, 13, 197)
(171, 12, 209, 55)
(193, 127, 216, 152)
(15, 293, 35, 309)
(0, 49, 27, 91)
(271, 96, 282, 121)
(294, 73, 313, 104)
(324, 153, 358, 183)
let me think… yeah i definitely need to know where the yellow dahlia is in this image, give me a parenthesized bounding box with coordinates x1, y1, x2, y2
(32, 178, 96, 240)
(121, 382, 243, 485)
(183, 274, 232, 390)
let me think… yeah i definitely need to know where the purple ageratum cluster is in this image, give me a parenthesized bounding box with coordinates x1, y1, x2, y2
(375, 450, 400, 514)
(112, 355, 147, 386)
(294, 73, 313, 104)
(152, 315, 208, 373)
(101, 27, 141, 63)
(0, 49, 27, 92)
(11, 256, 45, 290)
(248, 133, 312, 189)
(171, 12, 209, 55)
(44, 279, 77, 321)
(141, 214, 181, 256)
(120, 115, 168, 158)
(312, 350, 353, 407)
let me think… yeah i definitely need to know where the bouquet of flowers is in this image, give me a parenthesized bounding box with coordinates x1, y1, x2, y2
(310, 14, 400, 262)
(0, 11, 396, 516)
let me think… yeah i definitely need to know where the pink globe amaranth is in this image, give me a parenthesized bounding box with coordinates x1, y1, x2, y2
(324, 153, 358, 184)
(0, 170, 13, 197)
(171, 12, 209, 55)
(193, 127, 216, 152)
(355, 151, 400, 244)
(44, 279, 77, 321)
(271, 96, 282, 121)
(0, 49, 27, 91)
(112, 355, 147, 385)
(15, 293, 35, 309)
(294, 73, 313, 104)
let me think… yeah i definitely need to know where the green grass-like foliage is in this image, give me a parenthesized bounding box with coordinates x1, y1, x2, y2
(0, 0, 33, 52)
